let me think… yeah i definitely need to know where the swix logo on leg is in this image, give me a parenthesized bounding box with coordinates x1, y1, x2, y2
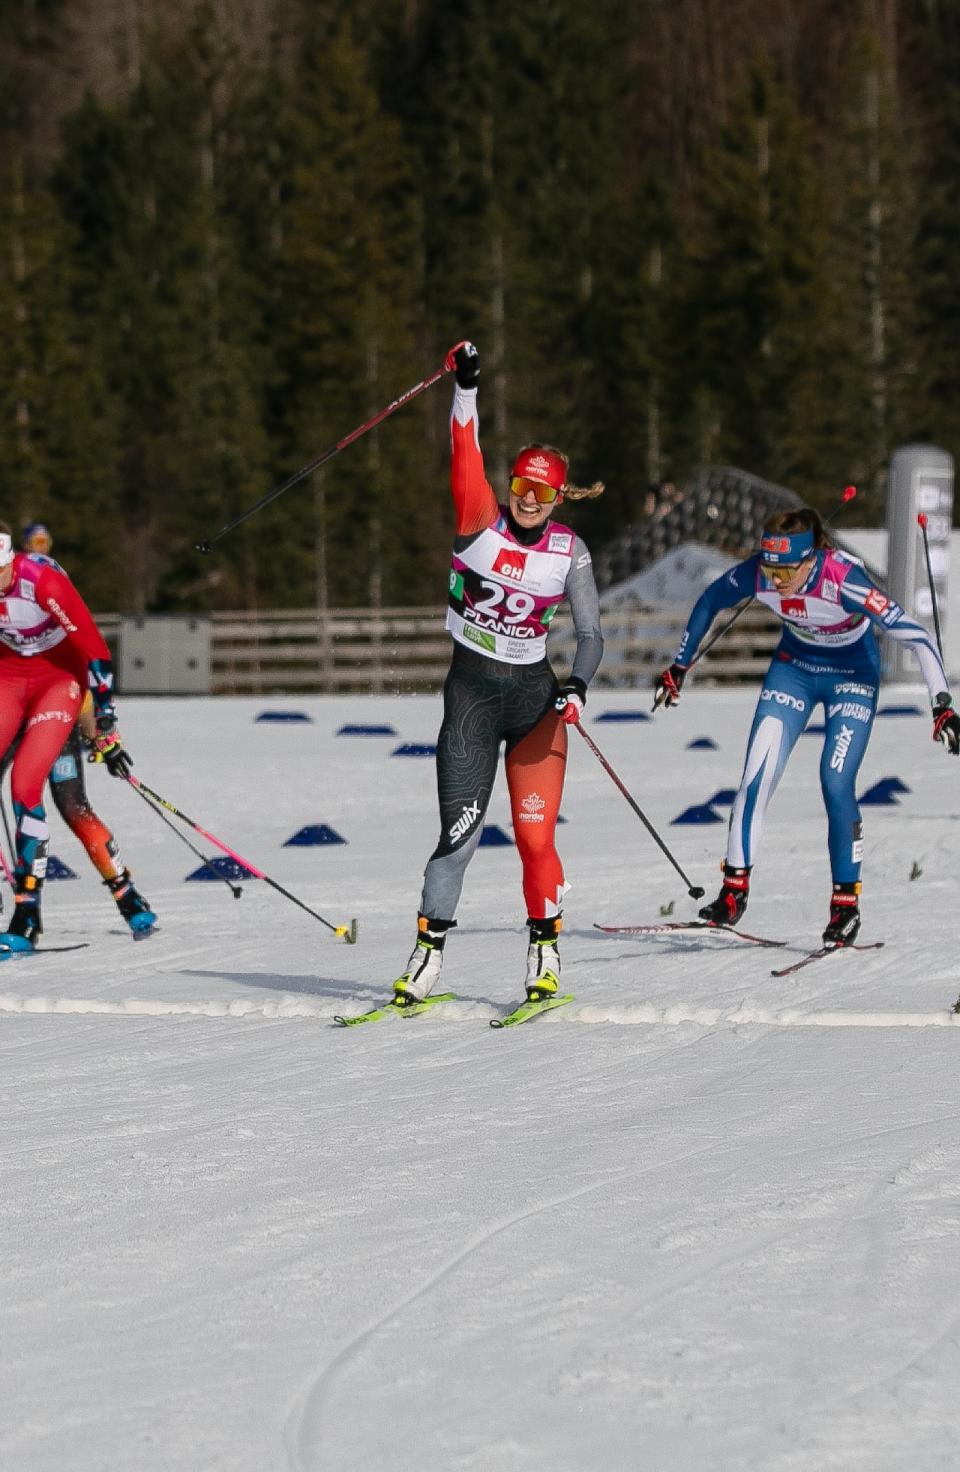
(449, 799, 481, 844)
(492, 547, 527, 583)
(830, 724, 855, 772)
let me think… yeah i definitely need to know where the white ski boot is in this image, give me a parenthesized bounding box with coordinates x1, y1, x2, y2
(392, 916, 454, 1005)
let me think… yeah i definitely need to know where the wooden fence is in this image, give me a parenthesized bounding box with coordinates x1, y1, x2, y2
(97, 605, 784, 694)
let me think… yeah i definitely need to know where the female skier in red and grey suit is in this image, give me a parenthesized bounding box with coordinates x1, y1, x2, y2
(390, 342, 604, 1004)
(0, 520, 133, 951)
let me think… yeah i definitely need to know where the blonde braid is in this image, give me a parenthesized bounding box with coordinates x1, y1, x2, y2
(562, 480, 605, 501)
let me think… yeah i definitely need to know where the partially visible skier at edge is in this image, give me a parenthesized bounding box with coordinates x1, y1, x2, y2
(654, 506, 960, 947)
(388, 340, 605, 1005)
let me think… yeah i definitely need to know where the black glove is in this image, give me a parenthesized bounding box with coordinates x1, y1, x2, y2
(88, 715, 134, 778)
(444, 340, 480, 389)
(653, 663, 687, 710)
(933, 693, 960, 755)
(554, 677, 587, 725)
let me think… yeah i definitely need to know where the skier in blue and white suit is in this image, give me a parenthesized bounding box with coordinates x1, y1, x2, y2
(654, 507, 960, 947)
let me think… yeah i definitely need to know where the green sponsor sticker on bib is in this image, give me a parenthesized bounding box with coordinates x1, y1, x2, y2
(449, 570, 465, 600)
(463, 622, 496, 652)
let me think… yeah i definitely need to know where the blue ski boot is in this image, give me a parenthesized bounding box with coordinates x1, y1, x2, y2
(107, 869, 158, 937)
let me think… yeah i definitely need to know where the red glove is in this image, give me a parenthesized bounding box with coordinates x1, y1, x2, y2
(554, 679, 586, 725)
(933, 694, 960, 755)
(653, 663, 686, 710)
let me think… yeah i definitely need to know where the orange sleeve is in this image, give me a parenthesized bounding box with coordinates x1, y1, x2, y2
(450, 385, 498, 536)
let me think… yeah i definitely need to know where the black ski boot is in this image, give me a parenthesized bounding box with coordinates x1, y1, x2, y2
(698, 864, 751, 927)
(822, 881, 861, 948)
(0, 877, 43, 952)
(106, 869, 158, 936)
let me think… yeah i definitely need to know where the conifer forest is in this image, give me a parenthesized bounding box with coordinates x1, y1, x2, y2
(1, 0, 958, 612)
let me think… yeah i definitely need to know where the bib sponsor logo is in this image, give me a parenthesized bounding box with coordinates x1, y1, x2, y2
(830, 724, 855, 772)
(492, 547, 527, 583)
(0, 601, 7, 623)
(449, 799, 481, 845)
(547, 532, 573, 554)
(18, 578, 36, 602)
(865, 588, 889, 616)
(781, 597, 807, 615)
(461, 622, 497, 653)
(821, 580, 839, 602)
(761, 688, 806, 713)
(518, 792, 546, 824)
(52, 754, 79, 781)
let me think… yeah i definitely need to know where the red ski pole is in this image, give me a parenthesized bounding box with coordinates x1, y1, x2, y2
(126, 775, 357, 942)
(197, 364, 449, 552)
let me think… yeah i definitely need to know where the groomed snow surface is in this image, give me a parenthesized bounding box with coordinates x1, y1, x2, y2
(4, 687, 960, 1472)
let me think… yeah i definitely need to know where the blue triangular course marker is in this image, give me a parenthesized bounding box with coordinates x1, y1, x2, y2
(479, 824, 513, 847)
(391, 742, 437, 757)
(877, 704, 923, 717)
(860, 776, 911, 806)
(186, 856, 258, 881)
(45, 854, 79, 880)
(557, 813, 567, 823)
(671, 804, 724, 825)
(336, 723, 397, 736)
(283, 824, 347, 847)
(255, 711, 313, 723)
(687, 737, 719, 750)
(594, 710, 651, 723)
(707, 789, 737, 807)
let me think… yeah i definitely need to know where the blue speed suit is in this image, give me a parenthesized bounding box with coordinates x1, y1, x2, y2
(674, 547, 949, 884)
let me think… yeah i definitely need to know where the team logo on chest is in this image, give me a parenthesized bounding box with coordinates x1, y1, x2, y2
(492, 547, 528, 583)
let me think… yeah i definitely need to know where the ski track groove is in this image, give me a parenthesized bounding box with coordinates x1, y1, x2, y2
(282, 1137, 728, 1471)
(4, 994, 960, 1029)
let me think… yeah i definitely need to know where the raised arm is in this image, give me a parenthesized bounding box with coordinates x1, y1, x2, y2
(446, 341, 497, 538)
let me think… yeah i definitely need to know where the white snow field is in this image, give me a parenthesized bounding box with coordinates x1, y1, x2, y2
(4, 686, 960, 1472)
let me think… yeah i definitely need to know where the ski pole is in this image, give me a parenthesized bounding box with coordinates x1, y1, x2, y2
(573, 721, 705, 899)
(0, 797, 15, 890)
(653, 485, 860, 708)
(125, 775, 358, 941)
(196, 364, 449, 552)
(129, 780, 244, 899)
(917, 513, 945, 659)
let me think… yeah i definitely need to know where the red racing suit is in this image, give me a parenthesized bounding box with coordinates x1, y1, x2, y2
(0, 554, 115, 881)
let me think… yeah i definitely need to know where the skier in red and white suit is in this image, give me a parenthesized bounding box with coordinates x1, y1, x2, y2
(0, 520, 133, 951)
(390, 342, 605, 1005)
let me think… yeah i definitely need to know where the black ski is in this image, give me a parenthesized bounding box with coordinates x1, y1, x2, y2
(0, 942, 90, 961)
(771, 941, 885, 978)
